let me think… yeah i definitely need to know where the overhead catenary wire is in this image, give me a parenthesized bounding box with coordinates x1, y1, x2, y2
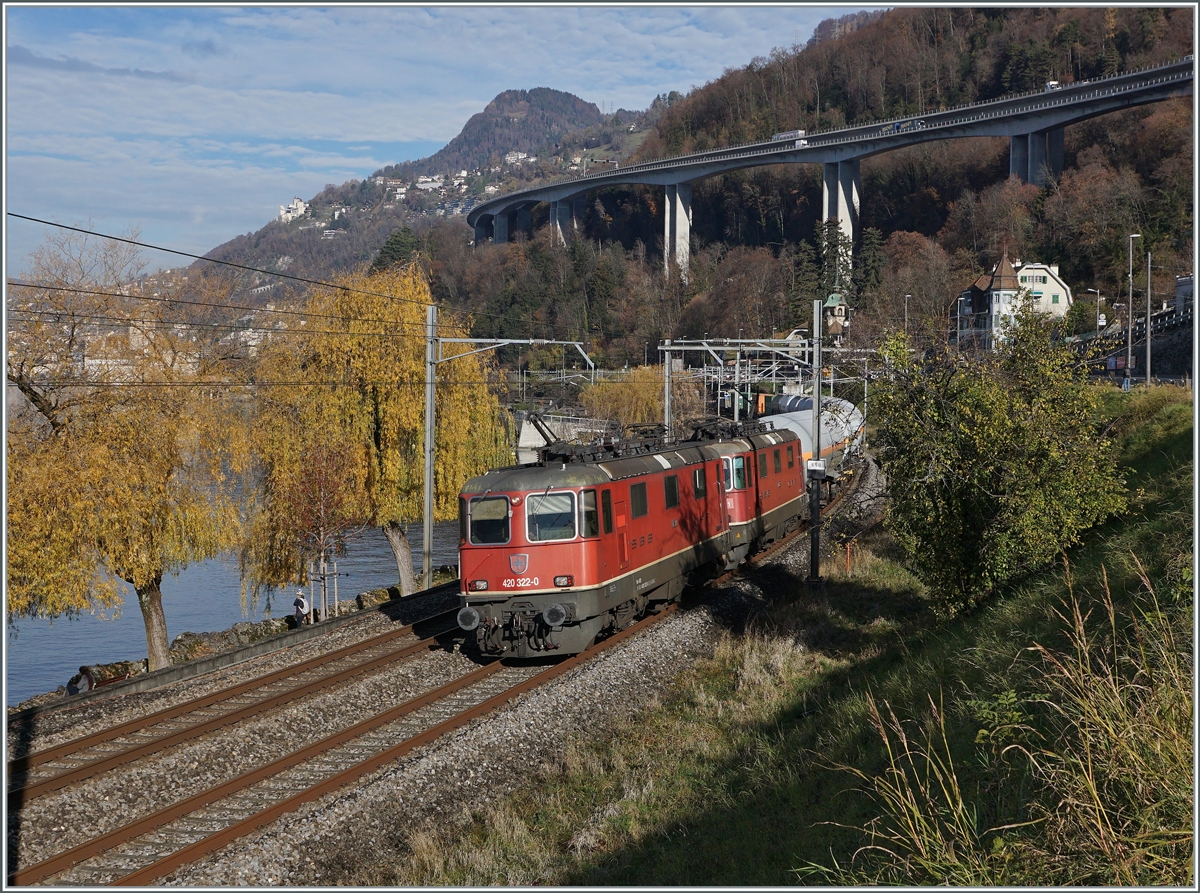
(12, 378, 552, 389)
(7, 213, 590, 339)
(7, 307, 436, 341)
(8, 279, 571, 343)
(7, 280, 448, 338)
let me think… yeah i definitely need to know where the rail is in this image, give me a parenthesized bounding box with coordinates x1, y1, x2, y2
(6, 611, 458, 810)
(8, 458, 869, 885)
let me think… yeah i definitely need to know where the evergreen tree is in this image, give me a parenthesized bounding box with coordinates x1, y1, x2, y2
(785, 240, 821, 330)
(853, 226, 885, 306)
(818, 220, 854, 300)
(369, 226, 419, 273)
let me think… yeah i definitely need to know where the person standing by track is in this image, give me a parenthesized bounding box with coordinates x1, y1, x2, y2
(293, 589, 309, 627)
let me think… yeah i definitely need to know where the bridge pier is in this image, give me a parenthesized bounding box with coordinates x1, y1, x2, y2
(493, 210, 511, 244)
(549, 198, 585, 245)
(1010, 128, 1065, 186)
(474, 221, 490, 246)
(549, 200, 568, 243)
(1047, 127, 1065, 179)
(517, 206, 532, 236)
(822, 159, 860, 246)
(1010, 134, 1029, 182)
(663, 183, 692, 281)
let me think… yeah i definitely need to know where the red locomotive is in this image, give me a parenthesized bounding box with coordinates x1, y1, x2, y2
(457, 402, 863, 657)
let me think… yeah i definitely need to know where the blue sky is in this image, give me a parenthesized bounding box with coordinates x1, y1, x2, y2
(4, 4, 876, 271)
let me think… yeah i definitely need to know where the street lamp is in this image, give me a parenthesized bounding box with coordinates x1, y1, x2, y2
(1126, 233, 1141, 390)
(1145, 251, 1152, 386)
(1086, 288, 1103, 335)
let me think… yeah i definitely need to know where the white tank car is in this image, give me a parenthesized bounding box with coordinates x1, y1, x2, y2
(758, 396, 864, 465)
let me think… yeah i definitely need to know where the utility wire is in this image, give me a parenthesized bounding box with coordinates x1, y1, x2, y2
(8, 213, 591, 339)
(7, 280, 445, 338)
(8, 378, 528, 389)
(7, 308, 434, 340)
(8, 212, 447, 313)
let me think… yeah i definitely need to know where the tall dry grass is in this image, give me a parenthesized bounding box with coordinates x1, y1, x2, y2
(804, 558, 1193, 885)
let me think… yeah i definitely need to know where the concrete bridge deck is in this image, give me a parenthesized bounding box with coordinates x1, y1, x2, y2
(467, 57, 1193, 277)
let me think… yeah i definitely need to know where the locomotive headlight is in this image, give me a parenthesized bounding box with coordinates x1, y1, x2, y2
(468, 579, 489, 591)
(458, 606, 481, 631)
(542, 603, 567, 627)
(553, 575, 574, 587)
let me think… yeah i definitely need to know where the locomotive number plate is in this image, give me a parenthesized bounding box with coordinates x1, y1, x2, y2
(502, 576, 539, 589)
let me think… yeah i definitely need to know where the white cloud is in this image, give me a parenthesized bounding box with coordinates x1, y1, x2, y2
(4, 5, 874, 268)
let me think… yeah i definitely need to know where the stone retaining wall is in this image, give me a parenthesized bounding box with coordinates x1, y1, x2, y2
(8, 585, 404, 715)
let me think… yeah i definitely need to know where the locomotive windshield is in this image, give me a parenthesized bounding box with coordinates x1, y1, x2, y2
(527, 491, 576, 541)
(469, 496, 510, 544)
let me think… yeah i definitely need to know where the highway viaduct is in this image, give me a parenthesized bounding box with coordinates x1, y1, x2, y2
(466, 57, 1193, 279)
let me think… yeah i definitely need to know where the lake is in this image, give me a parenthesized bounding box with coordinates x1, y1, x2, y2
(4, 522, 460, 708)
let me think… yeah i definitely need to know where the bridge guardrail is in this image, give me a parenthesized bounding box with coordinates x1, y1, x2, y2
(477, 59, 1192, 211)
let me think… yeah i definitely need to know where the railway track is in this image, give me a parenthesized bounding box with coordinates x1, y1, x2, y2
(8, 606, 678, 886)
(7, 462, 864, 886)
(7, 611, 459, 810)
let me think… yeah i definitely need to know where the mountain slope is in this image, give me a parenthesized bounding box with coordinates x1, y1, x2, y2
(379, 87, 606, 179)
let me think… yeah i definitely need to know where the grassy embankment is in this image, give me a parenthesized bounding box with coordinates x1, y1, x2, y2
(363, 385, 1193, 886)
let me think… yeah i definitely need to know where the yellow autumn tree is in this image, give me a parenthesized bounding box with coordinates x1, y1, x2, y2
(580, 365, 706, 435)
(6, 229, 245, 670)
(243, 263, 510, 596)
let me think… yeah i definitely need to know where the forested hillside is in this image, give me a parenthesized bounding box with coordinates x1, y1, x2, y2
(635, 7, 1190, 155)
(198, 7, 1192, 367)
(400, 8, 1191, 362)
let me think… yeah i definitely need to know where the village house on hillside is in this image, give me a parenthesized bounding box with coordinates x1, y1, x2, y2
(952, 254, 1073, 350)
(279, 197, 308, 223)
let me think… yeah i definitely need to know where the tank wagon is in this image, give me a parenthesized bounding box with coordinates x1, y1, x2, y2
(457, 402, 864, 657)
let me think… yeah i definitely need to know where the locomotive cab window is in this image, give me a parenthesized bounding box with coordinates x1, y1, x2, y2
(468, 496, 510, 545)
(664, 474, 680, 508)
(787, 444, 795, 468)
(724, 456, 747, 490)
(581, 490, 600, 537)
(693, 467, 706, 499)
(601, 489, 614, 534)
(773, 449, 782, 474)
(758, 453, 768, 479)
(630, 482, 649, 518)
(527, 492, 576, 542)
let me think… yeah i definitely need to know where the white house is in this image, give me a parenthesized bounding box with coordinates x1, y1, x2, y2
(953, 255, 1073, 350)
(1013, 260, 1073, 316)
(279, 197, 308, 223)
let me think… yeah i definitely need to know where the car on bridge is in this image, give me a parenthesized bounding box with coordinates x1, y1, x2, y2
(881, 119, 926, 135)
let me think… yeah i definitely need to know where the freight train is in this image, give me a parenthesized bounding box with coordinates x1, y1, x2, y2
(456, 400, 864, 657)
